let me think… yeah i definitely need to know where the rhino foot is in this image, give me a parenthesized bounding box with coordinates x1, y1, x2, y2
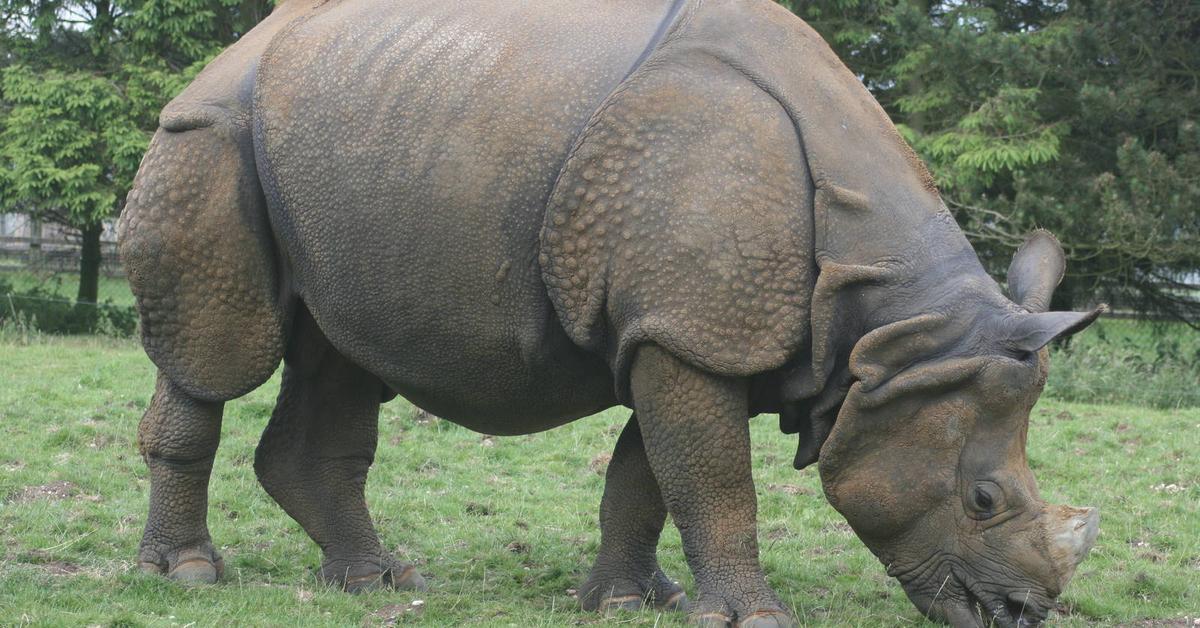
(580, 566, 687, 614)
(138, 542, 224, 585)
(688, 601, 795, 628)
(318, 556, 426, 594)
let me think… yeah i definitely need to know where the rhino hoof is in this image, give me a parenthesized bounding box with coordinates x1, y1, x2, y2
(166, 549, 223, 585)
(738, 611, 797, 628)
(599, 594, 644, 614)
(691, 612, 733, 627)
(659, 589, 689, 612)
(327, 562, 427, 594)
(389, 564, 428, 592)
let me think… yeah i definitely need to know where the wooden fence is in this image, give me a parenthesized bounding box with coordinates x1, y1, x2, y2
(0, 236, 124, 277)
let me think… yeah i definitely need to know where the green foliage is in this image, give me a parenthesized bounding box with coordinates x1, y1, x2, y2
(0, 65, 149, 226)
(0, 275, 136, 336)
(1045, 320, 1200, 409)
(0, 0, 354, 282)
(0, 0, 269, 303)
(789, 0, 1200, 323)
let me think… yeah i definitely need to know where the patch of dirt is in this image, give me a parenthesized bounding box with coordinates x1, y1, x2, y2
(765, 526, 791, 541)
(587, 453, 611, 475)
(1, 460, 25, 472)
(17, 549, 82, 576)
(767, 483, 813, 496)
(824, 522, 854, 536)
(8, 480, 77, 503)
(1112, 619, 1198, 627)
(363, 600, 425, 627)
(38, 561, 82, 576)
(411, 408, 436, 424)
(89, 433, 116, 449)
(464, 502, 493, 516)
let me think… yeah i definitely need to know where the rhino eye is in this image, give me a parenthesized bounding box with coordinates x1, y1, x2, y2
(973, 486, 994, 511)
(966, 481, 1007, 520)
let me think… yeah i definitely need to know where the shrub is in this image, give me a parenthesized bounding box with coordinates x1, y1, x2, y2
(0, 276, 136, 337)
(1046, 320, 1200, 409)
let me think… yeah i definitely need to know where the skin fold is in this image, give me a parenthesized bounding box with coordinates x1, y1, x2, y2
(118, 0, 1102, 626)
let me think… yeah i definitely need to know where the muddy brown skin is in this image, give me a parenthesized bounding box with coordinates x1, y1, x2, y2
(118, 1, 1102, 626)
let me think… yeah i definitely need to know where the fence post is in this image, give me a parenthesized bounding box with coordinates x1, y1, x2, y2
(28, 218, 42, 267)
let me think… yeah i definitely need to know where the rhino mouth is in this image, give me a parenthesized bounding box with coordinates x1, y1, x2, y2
(897, 559, 1051, 628)
(963, 586, 1049, 627)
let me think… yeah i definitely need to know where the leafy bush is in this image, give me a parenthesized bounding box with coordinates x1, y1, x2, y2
(0, 276, 136, 337)
(1046, 320, 1200, 409)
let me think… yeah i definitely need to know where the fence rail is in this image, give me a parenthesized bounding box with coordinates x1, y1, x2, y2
(0, 236, 123, 277)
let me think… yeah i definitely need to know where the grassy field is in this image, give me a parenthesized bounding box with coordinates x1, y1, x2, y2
(0, 335, 1197, 627)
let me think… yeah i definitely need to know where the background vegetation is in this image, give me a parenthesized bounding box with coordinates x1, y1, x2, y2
(788, 0, 1200, 324)
(0, 0, 270, 303)
(3, 0, 1198, 321)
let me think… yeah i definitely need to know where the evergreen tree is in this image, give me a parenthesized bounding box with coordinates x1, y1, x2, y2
(0, 0, 270, 304)
(788, 0, 1200, 325)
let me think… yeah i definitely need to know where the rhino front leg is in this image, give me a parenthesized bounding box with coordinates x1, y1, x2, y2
(630, 346, 794, 628)
(136, 374, 226, 583)
(580, 414, 687, 613)
(254, 306, 425, 593)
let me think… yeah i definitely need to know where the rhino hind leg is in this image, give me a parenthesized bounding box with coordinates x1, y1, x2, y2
(254, 305, 425, 593)
(630, 346, 796, 628)
(135, 374, 226, 583)
(121, 117, 287, 583)
(119, 120, 286, 403)
(580, 414, 687, 614)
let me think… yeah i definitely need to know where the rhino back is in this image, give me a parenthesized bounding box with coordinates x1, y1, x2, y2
(253, 0, 684, 428)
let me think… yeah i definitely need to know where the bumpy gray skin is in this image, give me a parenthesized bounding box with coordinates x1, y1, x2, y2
(118, 0, 1102, 626)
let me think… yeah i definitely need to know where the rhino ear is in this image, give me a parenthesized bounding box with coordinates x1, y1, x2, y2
(1000, 307, 1105, 353)
(1007, 230, 1066, 313)
(849, 313, 962, 393)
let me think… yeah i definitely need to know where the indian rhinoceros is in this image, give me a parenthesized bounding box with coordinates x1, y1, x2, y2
(117, 0, 1103, 625)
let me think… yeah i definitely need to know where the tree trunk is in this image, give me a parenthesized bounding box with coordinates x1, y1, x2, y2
(77, 222, 102, 304)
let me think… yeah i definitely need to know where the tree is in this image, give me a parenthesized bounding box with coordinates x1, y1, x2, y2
(0, 0, 270, 304)
(786, 0, 1200, 325)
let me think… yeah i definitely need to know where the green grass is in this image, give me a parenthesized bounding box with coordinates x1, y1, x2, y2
(0, 336, 1197, 626)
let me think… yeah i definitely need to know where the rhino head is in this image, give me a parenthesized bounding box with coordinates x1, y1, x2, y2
(812, 231, 1101, 627)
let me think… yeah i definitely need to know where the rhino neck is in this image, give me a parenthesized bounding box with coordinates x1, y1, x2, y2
(687, 2, 1008, 462)
(773, 191, 1003, 468)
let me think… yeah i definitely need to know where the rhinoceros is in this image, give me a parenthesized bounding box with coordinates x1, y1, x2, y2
(117, 0, 1103, 625)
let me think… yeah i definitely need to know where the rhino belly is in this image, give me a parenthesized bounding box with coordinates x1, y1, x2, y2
(253, 0, 681, 430)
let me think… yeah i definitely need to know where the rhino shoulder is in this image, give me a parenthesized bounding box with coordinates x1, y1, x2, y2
(541, 50, 816, 399)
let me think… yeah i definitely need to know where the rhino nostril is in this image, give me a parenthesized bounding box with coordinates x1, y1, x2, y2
(1005, 592, 1044, 626)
